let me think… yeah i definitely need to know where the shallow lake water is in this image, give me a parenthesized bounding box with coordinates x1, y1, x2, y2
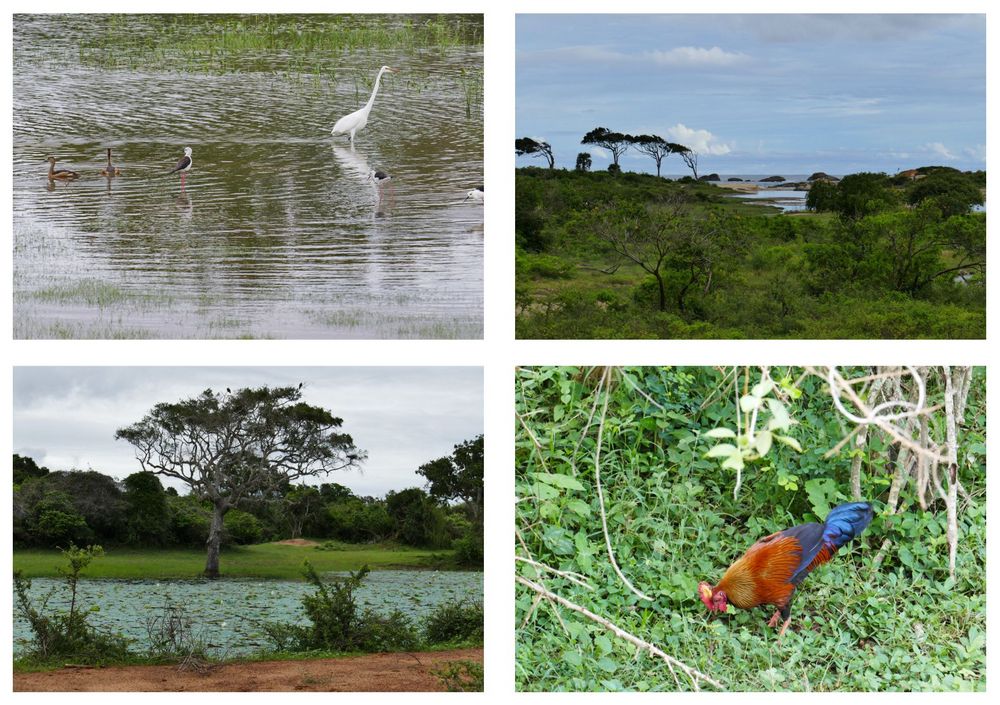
(13, 570, 483, 656)
(13, 15, 484, 339)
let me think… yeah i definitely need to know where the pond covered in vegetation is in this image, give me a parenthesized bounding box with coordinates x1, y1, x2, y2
(14, 570, 483, 656)
(13, 14, 483, 339)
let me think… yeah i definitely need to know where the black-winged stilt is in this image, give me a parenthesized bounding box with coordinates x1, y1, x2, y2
(368, 169, 392, 199)
(332, 66, 399, 142)
(46, 156, 79, 181)
(168, 146, 193, 188)
(100, 148, 122, 177)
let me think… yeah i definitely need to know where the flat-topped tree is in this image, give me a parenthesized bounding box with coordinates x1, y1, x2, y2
(633, 135, 689, 178)
(115, 386, 365, 578)
(581, 127, 632, 167)
(515, 137, 555, 169)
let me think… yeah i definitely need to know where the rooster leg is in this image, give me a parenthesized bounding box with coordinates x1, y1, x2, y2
(775, 603, 792, 640)
(767, 610, 782, 628)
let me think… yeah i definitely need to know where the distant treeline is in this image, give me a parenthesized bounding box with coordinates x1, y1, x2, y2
(13, 436, 483, 566)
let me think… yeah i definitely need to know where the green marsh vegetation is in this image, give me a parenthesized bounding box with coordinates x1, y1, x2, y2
(69, 14, 484, 110)
(515, 366, 985, 691)
(515, 168, 985, 339)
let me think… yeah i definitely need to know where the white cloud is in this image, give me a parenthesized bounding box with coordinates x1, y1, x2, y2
(924, 142, 956, 160)
(643, 46, 747, 67)
(664, 123, 732, 155)
(963, 144, 986, 162)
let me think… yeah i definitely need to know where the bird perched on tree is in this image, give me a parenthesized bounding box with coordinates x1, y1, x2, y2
(698, 501, 873, 638)
(331, 65, 399, 142)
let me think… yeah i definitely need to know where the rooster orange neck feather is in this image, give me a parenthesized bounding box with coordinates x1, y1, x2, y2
(715, 534, 802, 609)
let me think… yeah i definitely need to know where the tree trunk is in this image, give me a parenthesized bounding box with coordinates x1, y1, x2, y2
(655, 273, 667, 311)
(205, 502, 228, 579)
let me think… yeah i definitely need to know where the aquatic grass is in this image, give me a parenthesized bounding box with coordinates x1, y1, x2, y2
(30, 279, 173, 309)
(74, 14, 482, 77)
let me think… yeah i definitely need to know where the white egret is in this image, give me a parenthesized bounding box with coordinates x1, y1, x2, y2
(465, 186, 484, 201)
(168, 146, 193, 188)
(332, 66, 399, 142)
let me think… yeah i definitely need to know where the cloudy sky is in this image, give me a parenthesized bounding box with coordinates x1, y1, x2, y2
(516, 14, 985, 175)
(13, 367, 483, 498)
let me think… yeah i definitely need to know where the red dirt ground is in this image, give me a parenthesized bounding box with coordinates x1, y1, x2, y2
(14, 648, 483, 692)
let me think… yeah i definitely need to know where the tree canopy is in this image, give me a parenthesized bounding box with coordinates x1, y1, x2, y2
(632, 135, 689, 178)
(115, 386, 364, 577)
(516, 137, 555, 169)
(417, 434, 484, 522)
(581, 127, 633, 166)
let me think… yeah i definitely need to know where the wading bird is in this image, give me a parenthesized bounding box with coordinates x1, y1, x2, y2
(168, 147, 193, 188)
(698, 501, 873, 638)
(46, 156, 79, 181)
(367, 169, 392, 199)
(331, 66, 399, 142)
(100, 148, 122, 177)
(465, 186, 484, 201)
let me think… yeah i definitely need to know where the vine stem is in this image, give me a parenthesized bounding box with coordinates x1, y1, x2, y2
(593, 368, 653, 602)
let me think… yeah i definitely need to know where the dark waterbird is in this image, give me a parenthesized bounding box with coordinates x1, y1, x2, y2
(46, 156, 79, 181)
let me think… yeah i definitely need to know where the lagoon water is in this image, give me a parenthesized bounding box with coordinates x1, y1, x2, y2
(13, 570, 483, 656)
(13, 15, 484, 339)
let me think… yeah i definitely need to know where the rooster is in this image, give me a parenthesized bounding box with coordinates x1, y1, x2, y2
(698, 501, 873, 637)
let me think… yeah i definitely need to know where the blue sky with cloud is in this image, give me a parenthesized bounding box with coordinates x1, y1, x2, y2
(516, 14, 985, 175)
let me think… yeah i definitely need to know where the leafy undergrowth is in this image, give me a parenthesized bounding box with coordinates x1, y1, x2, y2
(515, 366, 986, 691)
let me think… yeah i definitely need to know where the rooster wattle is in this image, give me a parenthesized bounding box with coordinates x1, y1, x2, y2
(698, 501, 873, 637)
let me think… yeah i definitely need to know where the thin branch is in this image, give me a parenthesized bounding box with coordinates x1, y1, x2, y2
(515, 576, 724, 691)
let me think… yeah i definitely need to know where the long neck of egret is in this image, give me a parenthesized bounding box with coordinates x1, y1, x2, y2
(365, 67, 390, 109)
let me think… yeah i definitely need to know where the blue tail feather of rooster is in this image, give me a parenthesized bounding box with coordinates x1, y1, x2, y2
(785, 501, 873, 586)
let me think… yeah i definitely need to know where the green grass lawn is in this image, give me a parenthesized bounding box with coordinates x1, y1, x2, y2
(14, 541, 452, 580)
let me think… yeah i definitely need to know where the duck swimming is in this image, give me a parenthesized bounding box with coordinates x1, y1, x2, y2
(100, 148, 122, 177)
(46, 156, 79, 181)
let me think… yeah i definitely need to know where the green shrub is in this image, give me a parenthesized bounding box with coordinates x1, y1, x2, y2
(223, 509, 263, 545)
(424, 600, 484, 644)
(452, 533, 483, 568)
(14, 544, 132, 665)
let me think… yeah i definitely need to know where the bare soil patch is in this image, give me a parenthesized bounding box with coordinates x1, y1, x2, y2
(14, 648, 483, 692)
(274, 538, 321, 547)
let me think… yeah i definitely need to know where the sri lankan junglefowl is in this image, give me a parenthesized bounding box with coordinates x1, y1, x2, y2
(698, 501, 873, 637)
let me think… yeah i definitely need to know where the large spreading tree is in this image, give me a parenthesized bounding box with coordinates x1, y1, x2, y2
(581, 127, 632, 167)
(115, 386, 365, 577)
(632, 135, 688, 178)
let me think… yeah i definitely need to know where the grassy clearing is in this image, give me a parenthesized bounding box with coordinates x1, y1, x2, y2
(14, 541, 451, 580)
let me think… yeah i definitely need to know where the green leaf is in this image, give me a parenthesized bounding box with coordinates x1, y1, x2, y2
(754, 430, 773, 456)
(705, 443, 738, 458)
(567, 499, 591, 517)
(594, 634, 613, 655)
(721, 453, 745, 471)
(739, 394, 759, 413)
(703, 427, 736, 439)
(774, 434, 803, 452)
(534, 472, 586, 491)
(766, 398, 792, 431)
